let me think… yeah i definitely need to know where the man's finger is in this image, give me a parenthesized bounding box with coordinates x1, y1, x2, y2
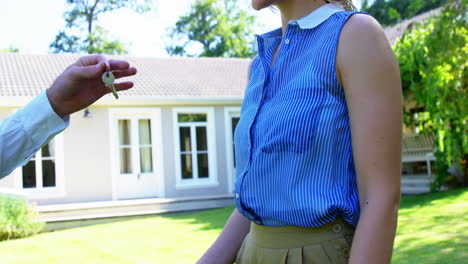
(70, 62, 106, 80)
(112, 67, 138, 79)
(114, 81, 135, 91)
(78, 54, 107, 67)
(108, 59, 131, 71)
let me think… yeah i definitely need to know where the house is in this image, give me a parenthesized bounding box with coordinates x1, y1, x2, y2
(383, 7, 442, 46)
(0, 53, 249, 224)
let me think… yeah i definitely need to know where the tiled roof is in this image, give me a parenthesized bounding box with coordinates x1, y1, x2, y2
(383, 8, 441, 46)
(0, 53, 250, 98)
(402, 133, 435, 156)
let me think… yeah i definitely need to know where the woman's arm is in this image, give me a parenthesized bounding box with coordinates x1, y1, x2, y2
(337, 14, 403, 264)
(197, 209, 251, 264)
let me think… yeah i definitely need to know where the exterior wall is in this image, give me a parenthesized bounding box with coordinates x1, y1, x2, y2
(0, 103, 241, 205)
(43, 106, 113, 205)
(0, 106, 113, 205)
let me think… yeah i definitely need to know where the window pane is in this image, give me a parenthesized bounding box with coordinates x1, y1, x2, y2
(179, 127, 191, 152)
(22, 161, 36, 188)
(118, 120, 131, 145)
(232, 117, 240, 168)
(139, 119, 152, 145)
(120, 147, 133, 173)
(181, 154, 193, 179)
(231, 117, 240, 136)
(197, 154, 209, 178)
(140, 147, 153, 173)
(41, 141, 55, 158)
(196, 127, 207, 151)
(42, 160, 56, 187)
(178, 113, 207, 122)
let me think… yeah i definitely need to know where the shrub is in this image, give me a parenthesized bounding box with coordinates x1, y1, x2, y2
(0, 195, 44, 241)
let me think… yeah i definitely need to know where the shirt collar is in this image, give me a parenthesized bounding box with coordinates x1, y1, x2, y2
(291, 3, 344, 29)
(253, 3, 345, 52)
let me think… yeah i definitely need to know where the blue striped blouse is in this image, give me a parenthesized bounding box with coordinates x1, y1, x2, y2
(234, 4, 361, 228)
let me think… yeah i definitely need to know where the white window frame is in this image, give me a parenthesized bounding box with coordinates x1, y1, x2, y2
(14, 134, 66, 199)
(173, 107, 218, 189)
(109, 108, 165, 199)
(224, 107, 241, 193)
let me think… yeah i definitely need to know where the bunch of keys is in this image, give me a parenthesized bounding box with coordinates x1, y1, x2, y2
(102, 61, 119, 99)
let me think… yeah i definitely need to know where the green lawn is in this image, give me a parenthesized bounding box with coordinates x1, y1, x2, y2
(392, 188, 467, 264)
(0, 188, 466, 264)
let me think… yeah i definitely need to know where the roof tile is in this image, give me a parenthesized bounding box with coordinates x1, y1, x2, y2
(0, 54, 250, 98)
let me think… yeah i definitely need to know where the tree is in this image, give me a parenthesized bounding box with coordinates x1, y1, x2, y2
(166, 0, 255, 58)
(50, 0, 152, 54)
(362, 0, 450, 26)
(393, 0, 467, 189)
(0, 46, 19, 53)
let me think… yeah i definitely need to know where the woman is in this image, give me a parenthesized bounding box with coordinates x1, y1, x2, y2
(199, 0, 402, 263)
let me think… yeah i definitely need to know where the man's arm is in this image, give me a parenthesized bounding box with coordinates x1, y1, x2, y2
(0, 91, 68, 178)
(0, 55, 137, 178)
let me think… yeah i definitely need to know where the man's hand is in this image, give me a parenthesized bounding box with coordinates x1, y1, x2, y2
(46, 54, 137, 118)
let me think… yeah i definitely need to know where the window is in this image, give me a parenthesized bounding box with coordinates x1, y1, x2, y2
(231, 117, 240, 168)
(224, 107, 240, 193)
(119, 119, 133, 174)
(22, 141, 56, 188)
(174, 108, 217, 188)
(139, 119, 153, 173)
(16, 136, 65, 198)
(117, 118, 154, 174)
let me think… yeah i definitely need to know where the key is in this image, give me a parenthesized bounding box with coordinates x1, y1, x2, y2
(102, 71, 119, 99)
(104, 60, 111, 72)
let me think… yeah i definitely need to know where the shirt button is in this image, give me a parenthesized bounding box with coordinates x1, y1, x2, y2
(285, 39, 290, 44)
(235, 193, 239, 199)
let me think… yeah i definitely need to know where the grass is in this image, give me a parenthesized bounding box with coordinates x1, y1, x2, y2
(392, 188, 467, 264)
(0, 188, 466, 264)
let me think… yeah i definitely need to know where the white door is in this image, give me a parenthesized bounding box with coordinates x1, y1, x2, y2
(225, 108, 240, 193)
(111, 109, 163, 200)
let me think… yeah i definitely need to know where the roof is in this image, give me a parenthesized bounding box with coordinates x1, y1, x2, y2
(402, 133, 435, 157)
(383, 8, 442, 46)
(0, 53, 250, 100)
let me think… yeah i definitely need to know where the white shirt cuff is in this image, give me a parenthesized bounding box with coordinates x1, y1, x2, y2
(18, 90, 70, 145)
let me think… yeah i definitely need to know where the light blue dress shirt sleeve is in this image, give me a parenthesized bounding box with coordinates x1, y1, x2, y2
(0, 90, 69, 179)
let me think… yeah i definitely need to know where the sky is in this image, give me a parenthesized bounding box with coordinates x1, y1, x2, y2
(0, 0, 363, 58)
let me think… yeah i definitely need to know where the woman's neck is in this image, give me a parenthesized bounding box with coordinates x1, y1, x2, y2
(276, 0, 328, 33)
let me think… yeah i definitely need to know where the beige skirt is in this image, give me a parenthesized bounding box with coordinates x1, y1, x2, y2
(235, 218, 355, 264)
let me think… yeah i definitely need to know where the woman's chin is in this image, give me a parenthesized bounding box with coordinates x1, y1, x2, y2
(251, 0, 280, 10)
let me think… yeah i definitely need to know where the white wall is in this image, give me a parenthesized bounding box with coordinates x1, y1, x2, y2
(0, 104, 240, 205)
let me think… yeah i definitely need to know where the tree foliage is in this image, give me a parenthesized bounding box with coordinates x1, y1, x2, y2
(166, 0, 255, 58)
(393, 0, 467, 189)
(362, 0, 450, 26)
(0, 47, 19, 53)
(50, 0, 152, 54)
